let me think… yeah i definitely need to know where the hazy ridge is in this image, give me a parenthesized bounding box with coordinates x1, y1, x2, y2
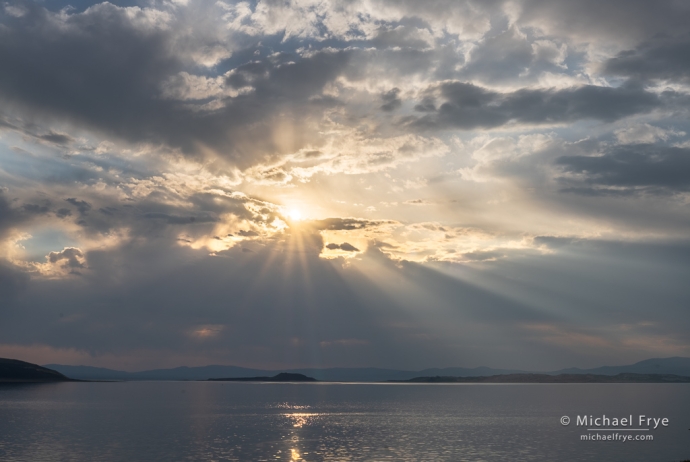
(44, 357, 690, 382)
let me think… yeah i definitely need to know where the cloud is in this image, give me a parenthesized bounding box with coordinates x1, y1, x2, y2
(1, 0, 690, 371)
(520, 321, 690, 358)
(0, 2, 353, 167)
(409, 81, 665, 131)
(403, 199, 430, 205)
(615, 124, 685, 145)
(65, 198, 92, 216)
(458, 26, 568, 85)
(319, 338, 369, 347)
(532, 236, 577, 249)
(0, 229, 601, 369)
(218, 0, 496, 42)
(313, 218, 395, 231)
(244, 132, 450, 183)
(0, 2, 180, 144)
(0, 190, 44, 240)
(325, 242, 359, 251)
(380, 87, 402, 112)
(20, 203, 50, 215)
(603, 35, 690, 84)
(38, 131, 75, 145)
(516, 0, 690, 44)
(143, 212, 219, 225)
(48, 247, 86, 270)
(370, 24, 434, 50)
(0, 261, 29, 302)
(459, 249, 506, 262)
(556, 144, 690, 195)
(160, 72, 228, 101)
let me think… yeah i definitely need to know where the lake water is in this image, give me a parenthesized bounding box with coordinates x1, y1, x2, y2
(0, 382, 688, 461)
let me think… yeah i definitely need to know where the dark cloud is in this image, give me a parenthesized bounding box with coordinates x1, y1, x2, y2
(0, 261, 29, 303)
(48, 247, 85, 269)
(65, 198, 92, 216)
(38, 131, 74, 145)
(0, 117, 18, 130)
(413, 96, 436, 112)
(249, 50, 351, 101)
(99, 207, 117, 216)
(370, 25, 432, 50)
(1, 232, 688, 369)
(0, 2, 352, 167)
(0, 233, 566, 369)
(325, 242, 360, 252)
(312, 218, 394, 231)
(225, 61, 269, 89)
(143, 212, 219, 225)
(0, 114, 78, 146)
(38, 184, 273, 241)
(380, 88, 402, 112)
(21, 203, 50, 215)
(603, 35, 690, 83)
(0, 2, 180, 141)
(409, 81, 665, 130)
(0, 191, 44, 239)
(556, 144, 690, 195)
(517, 0, 690, 42)
(56, 208, 73, 219)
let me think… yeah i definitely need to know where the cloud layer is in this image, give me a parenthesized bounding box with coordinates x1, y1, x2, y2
(1, 0, 689, 370)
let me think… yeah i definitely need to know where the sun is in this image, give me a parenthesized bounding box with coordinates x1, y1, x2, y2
(286, 207, 303, 221)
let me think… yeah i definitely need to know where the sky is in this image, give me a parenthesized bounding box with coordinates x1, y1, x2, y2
(0, 0, 689, 372)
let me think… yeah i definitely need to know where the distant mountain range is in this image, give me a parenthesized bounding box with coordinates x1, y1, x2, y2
(43, 357, 690, 382)
(550, 357, 690, 377)
(395, 373, 690, 384)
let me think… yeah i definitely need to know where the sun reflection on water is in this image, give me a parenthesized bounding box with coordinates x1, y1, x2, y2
(284, 412, 321, 428)
(273, 402, 311, 410)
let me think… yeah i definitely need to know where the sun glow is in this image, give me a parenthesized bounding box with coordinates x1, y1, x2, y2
(286, 207, 303, 221)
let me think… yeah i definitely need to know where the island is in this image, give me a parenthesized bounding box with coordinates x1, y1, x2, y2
(208, 372, 317, 382)
(390, 373, 690, 383)
(0, 358, 73, 383)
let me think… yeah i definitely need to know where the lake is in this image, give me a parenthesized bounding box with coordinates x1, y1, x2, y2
(0, 382, 688, 461)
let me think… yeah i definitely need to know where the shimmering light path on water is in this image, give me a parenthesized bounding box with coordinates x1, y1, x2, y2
(0, 382, 689, 461)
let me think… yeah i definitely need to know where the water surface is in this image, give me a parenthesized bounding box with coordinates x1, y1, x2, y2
(0, 382, 688, 461)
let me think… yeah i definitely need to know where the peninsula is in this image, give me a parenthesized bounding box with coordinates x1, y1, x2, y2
(0, 358, 73, 383)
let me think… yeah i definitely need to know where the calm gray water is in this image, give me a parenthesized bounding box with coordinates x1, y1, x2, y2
(0, 382, 689, 461)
